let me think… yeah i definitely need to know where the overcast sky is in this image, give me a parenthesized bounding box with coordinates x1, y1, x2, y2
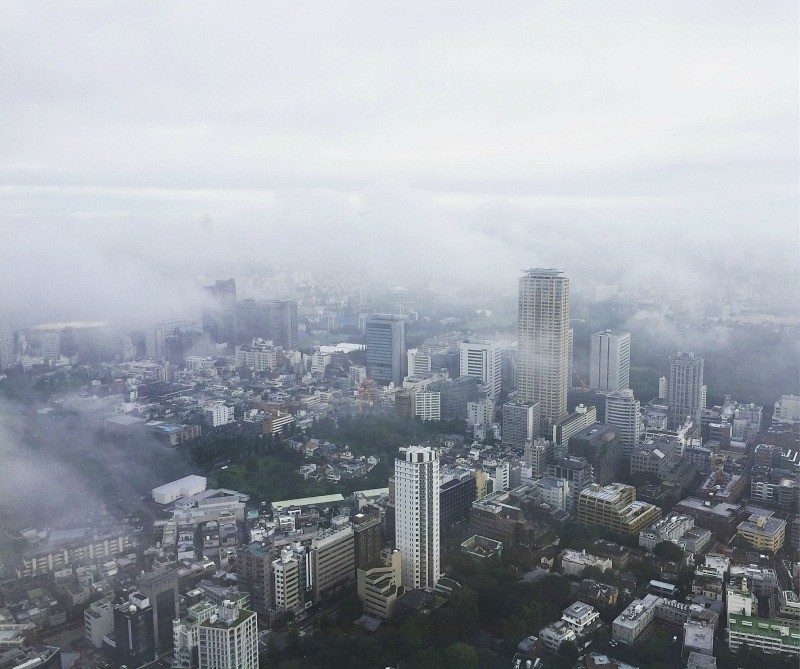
(1, 1, 797, 321)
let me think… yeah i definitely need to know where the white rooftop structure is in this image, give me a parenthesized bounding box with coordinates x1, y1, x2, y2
(152, 475, 208, 505)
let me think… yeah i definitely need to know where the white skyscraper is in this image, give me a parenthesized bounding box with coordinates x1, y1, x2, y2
(197, 601, 258, 669)
(394, 446, 440, 591)
(667, 352, 704, 429)
(605, 389, 641, 456)
(459, 340, 502, 400)
(589, 330, 631, 392)
(0, 317, 13, 370)
(658, 376, 668, 399)
(517, 269, 570, 429)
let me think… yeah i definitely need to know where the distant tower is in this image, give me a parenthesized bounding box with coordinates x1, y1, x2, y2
(517, 269, 570, 429)
(667, 353, 704, 429)
(365, 315, 406, 385)
(0, 317, 14, 370)
(459, 341, 502, 400)
(589, 330, 631, 392)
(604, 389, 641, 457)
(395, 446, 440, 590)
(658, 376, 668, 400)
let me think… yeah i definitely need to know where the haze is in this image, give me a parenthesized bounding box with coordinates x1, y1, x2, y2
(1, 1, 798, 323)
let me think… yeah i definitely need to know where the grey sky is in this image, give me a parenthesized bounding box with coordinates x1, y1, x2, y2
(1, 1, 797, 320)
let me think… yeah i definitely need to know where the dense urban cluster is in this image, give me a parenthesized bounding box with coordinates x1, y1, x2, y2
(0, 270, 798, 669)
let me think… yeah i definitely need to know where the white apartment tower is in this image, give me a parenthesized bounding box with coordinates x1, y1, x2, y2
(197, 601, 258, 669)
(0, 317, 13, 370)
(667, 353, 704, 429)
(459, 341, 502, 400)
(517, 269, 570, 429)
(589, 330, 631, 392)
(605, 390, 641, 456)
(394, 446, 440, 591)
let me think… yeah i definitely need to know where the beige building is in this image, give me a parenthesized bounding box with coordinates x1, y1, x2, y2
(356, 550, 403, 620)
(578, 483, 662, 536)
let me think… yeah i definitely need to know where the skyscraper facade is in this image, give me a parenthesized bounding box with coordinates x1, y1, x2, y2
(517, 269, 570, 429)
(365, 315, 406, 385)
(236, 299, 298, 350)
(667, 353, 704, 429)
(589, 329, 631, 392)
(459, 340, 502, 400)
(0, 316, 13, 370)
(394, 446, 440, 591)
(202, 278, 237, 348)
(604, 389, 641, 457)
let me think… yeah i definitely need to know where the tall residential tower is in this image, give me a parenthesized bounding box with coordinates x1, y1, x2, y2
(517, 269, 570, 429)
(589, 330, 631, 392)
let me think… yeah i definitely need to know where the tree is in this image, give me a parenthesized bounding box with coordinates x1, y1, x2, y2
(653, 540, 684, 562)
(559, 639, 580, 660)
(444, 643, 479, 669)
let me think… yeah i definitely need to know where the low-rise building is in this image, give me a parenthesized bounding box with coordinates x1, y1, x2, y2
(356, 550, 403, 620)
(561, 601, 600, 637)
(639, 514, 694, 551)
(612, 594, 662, 645)
(578, 483, 662, 536)
(560, 549, 612, 577)
(539, 620, 577, 653)
(737, 514, 786, 552)
(683, 619, 714, 656)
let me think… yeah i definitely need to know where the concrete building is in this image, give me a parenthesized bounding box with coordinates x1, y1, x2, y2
(639, 514, 694, 551)
(459, 340, 502, 400)
(539, 620, 577, 653)
(737, 514, 786, 552)
(548, 456, 594, 509)
(578, 483, 662, 536)
(553, 404, 597, 449)
(667, 353, 704, 429)
(395, 446, 440, 590)
(727, 581, 800, 656)
(612, 594, 662, 644)
(0, 316, 13, 370)
(235, 338, 278, 371)
(273, 546, 304, 611)
(605, 390, 641, 457)
(365, 315, 406, 385)
(203, 402, 234, 427)
(562, 601, 601, 637)
(152, 475, 208, 505)
(517, 269, 570, 429)
(524, 437, 552, 477)
(353, 505, 382, 569)
(84, 597, 113, 649)
(561, 549, 612, 577)
(310, 516, 355, 600)
(502, 400, 541, 447)
(533, 476, 571, 512)
(439, 471, 477, 531)
(202, 278, 237, 348)
(237, 542, 275, 616)
(589, 330, 630, 392)
(414, 391, 441, 422)
(357, 550, 403, 620)
(683, 619, 714, 656)
(197, 602, 258, 669)
(236, 299, 298, 350)
(407, 348, 432, 378)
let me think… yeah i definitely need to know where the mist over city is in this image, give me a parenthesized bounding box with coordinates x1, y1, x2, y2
(0, 3, 798, 669)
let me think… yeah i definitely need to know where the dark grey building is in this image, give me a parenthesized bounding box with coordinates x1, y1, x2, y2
(502, 400, 541, 447)
(113, 592, 155, 668)
(202, 278, 237, 348)
(430, 376, 482, 421)
(137, 566, 179, 653)
(237, 299, 299, 350)
(440, 471, 477, 530)
(365, 315, 406, 384)
(569, 423, 622, 486)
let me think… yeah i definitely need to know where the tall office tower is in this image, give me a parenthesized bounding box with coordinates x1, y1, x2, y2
(0, 316, 13, 370)
(197, 601, 258, 669)
(113, 592, 155, 668)
(407, 347, 432, 378)
(658, 376, 668, 400)
(517, 269, 570, 429)
(502, 399, 541, 447)
(605, 389, 641, 457)
(394, 446, 440, 591)
(667, 353, 704, 429)
(237, 543, 275, 615)
(202, 278, 237, 348)
(589, 330, 631, 392)
(365, 315, 406, 385)
(236, 299, 298, 350)
(459, 341, 502, 400)
(310, 515, 356, 601)
(146, 318, 191, 360)
(137, 567, 180, 653)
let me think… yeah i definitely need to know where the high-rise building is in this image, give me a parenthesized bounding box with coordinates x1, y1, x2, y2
(569, 424, 622, 486)
(272, 546, 304, 610)
(552, 404, 597, 449)
(407, 348, 432, 378)
(236, 299, 298, 350)
(353, 506, 382, 569)
(202, 278, 237, 348)
(524, 438, 552, 477)
(395, 446, 440, 591)
(197, 601, 258, 669)
(502, 400, 541, 447)
(137, 567, 179, 653)
(589, 330, 631, 392)
(568, 327, 574, 388)
(605, 390, 641, 457)
(459, 341, 502, 400)
(0, 316, 13, 370)
(658, 376, 668, 399)
(365, 315, 406, 385)
(517, 269, 570, 429)
(667, 353, 704, 429)
(113, 592, 155, 668)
